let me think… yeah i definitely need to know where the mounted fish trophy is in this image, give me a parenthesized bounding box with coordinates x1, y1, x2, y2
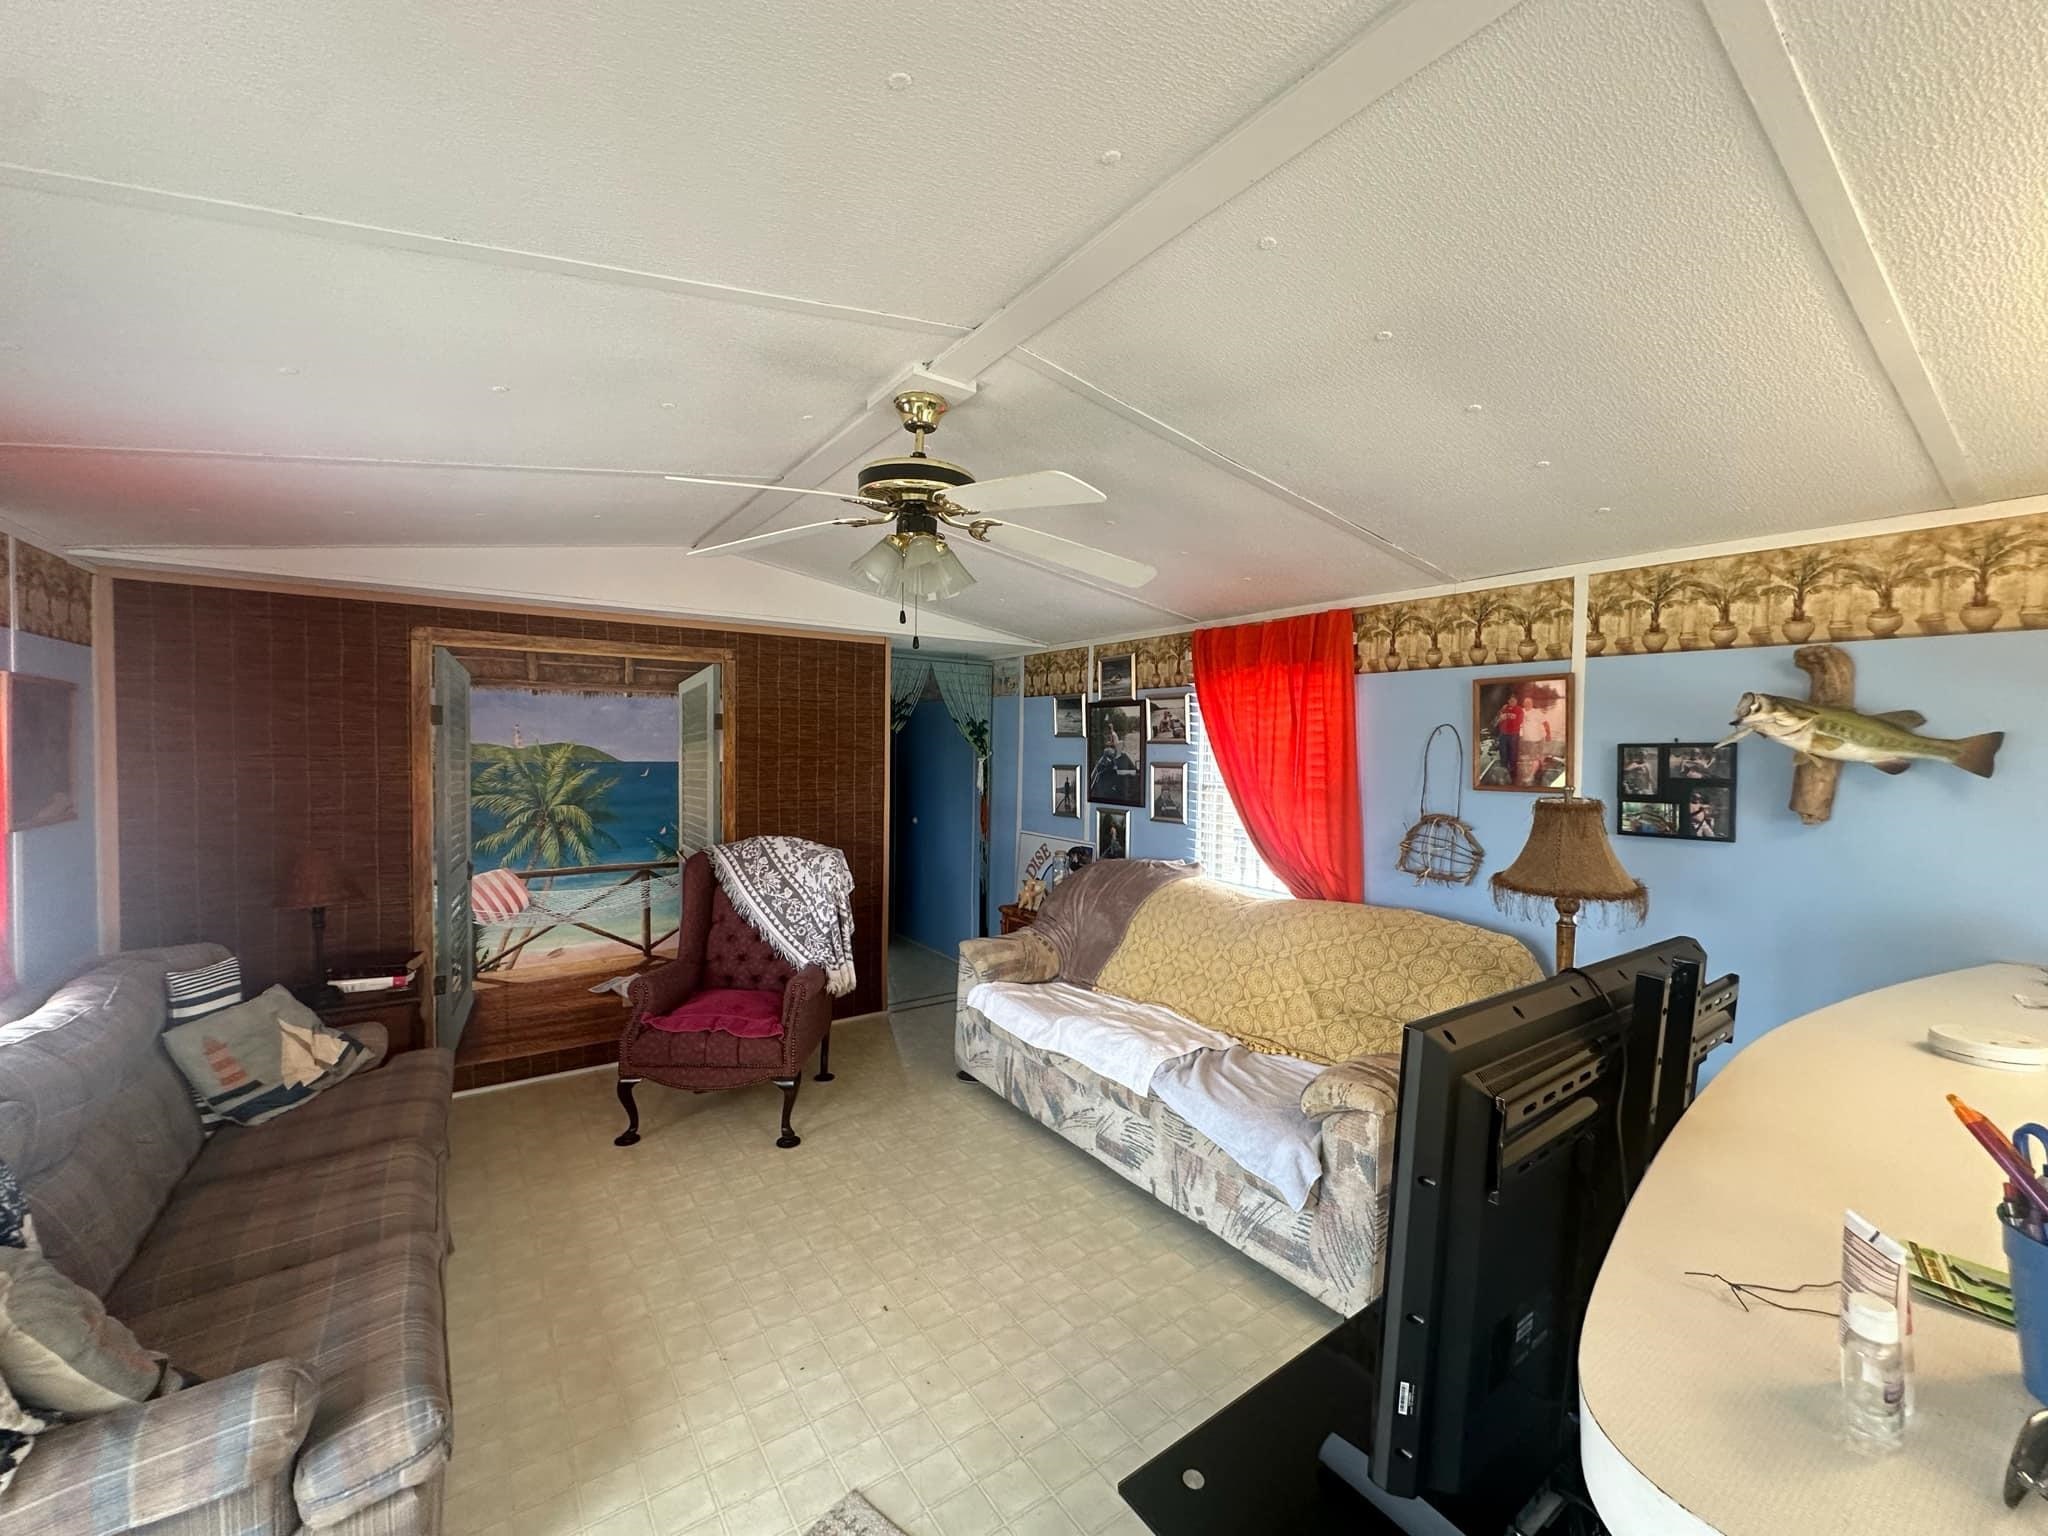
(1718, 645, 2003, 825)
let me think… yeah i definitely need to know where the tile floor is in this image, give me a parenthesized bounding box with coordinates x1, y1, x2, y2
(442, 998, 1338, 1536)
(887, 940, 960, 1009)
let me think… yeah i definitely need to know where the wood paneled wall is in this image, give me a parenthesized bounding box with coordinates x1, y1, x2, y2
(110, 580, 887, 1073)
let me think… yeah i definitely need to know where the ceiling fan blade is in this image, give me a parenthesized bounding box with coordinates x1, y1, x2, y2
(942, 470, 1105, 515)
(663, 474, 886, 511)
(688, 516, 889, 557)
(971, 522, 1155, 588)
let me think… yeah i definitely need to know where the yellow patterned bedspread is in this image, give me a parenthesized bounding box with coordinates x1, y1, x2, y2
(1091, 879, 1543, 1064)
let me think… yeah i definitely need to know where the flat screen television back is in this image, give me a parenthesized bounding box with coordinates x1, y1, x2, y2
(1369, 938, 1719, 1519)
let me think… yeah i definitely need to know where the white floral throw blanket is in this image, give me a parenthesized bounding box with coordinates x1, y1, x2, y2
(707, 836, 858, 997)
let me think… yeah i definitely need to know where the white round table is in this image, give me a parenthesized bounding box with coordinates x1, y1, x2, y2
(1580, 964, 2048, 1535)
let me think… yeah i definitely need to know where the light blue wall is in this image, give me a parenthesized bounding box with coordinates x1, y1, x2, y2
(1011, 691, 1196, 879)
(7, 630, 99, 990)
(1361, 631, 2047, 1062)
(891, 696, 978, 955)
(987, 690, 1020, 934)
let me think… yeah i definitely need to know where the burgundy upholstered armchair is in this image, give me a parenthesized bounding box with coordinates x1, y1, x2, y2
(616, 851, 835, 1148)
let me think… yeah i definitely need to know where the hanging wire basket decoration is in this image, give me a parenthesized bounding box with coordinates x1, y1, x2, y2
(1396, 723, 1486, 886)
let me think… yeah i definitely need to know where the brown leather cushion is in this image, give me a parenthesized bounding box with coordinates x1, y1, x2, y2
(702, 887, 795, 993)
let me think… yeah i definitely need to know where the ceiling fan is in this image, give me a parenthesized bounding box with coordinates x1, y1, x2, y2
(665, 392, 1154, 641)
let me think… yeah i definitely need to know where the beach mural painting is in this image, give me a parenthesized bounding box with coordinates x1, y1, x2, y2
(468, 686, 686, 985)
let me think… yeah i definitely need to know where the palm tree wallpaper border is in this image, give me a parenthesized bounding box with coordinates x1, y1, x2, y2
(1010, 509, 2046, 685)
(1353, 579, 1575, 673)
(1587, 511, 2048, 655)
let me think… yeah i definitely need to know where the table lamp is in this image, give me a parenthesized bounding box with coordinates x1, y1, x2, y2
(1490, 792, 1647, 971)
(280, 848, 363, 992)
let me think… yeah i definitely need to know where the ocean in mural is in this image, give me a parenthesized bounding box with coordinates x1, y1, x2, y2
(469, 687, 682, 976)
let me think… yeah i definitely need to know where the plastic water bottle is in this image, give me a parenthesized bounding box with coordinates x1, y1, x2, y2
(1841, 1294, 1905, 1452)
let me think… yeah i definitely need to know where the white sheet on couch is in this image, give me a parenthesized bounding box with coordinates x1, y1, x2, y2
(965, 980, 1230, 1095)
(1149, 1048, 1325, 1211)
(966, 981, 1326, 1209)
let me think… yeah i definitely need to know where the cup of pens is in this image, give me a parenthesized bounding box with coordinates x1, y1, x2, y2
(2002, 1219, 2048, 1405)
(1951, 1097, 2048, 1405)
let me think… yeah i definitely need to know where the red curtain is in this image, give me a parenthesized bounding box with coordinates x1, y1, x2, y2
(1192, 608, 1363, 903)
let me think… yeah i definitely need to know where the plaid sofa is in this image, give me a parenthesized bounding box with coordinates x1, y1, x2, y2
(0, 944, 455, 1536)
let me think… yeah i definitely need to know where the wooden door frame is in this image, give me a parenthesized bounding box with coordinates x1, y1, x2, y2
(408, 627, 737, 1043)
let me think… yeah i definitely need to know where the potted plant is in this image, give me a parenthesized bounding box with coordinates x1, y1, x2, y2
(1840, 541, 1938, 638)
(1500, 603, 1541, 661)
(1763, 548, 1843, 643)
(1681, 568, 1766, 649)
(1629, 566, 1692, 652)
(1585, 592, 1633, 657)
(1935, 522, 2046, 632)
(1538, 599, 1576, 659)
(1370, 608, 1421, 672)
(1453, 590, 1514, 665)
(1397, 609, 1447, 669)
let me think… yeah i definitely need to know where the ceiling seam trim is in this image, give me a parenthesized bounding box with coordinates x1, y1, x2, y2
(1013, 349, 1453, 583)
(1698, 0, 1979, 507)
(689, 0, 1532, 555)
(918, 0, 1533, 381)
(0, 162, 969, 336)
(0, 444, 789, 480)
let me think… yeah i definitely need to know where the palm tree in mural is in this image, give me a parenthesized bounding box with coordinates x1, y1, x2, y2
(1762, 547, 1845, 643)
(1681, 568, 1767, 649)
(1451, 590, 1514, 664)
(1933, 522, 2048, 632)
(1840, 539, 1940, 638)
(473, 743, 621, 868)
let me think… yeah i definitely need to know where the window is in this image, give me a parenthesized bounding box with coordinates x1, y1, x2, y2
(1186, 694, 1289, 897)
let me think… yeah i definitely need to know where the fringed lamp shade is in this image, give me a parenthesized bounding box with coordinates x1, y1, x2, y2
(1491, 795, 1647, 971)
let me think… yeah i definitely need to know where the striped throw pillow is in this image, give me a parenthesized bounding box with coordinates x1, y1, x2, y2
(165, 957, 244, 1125)
(470, 868, 531, 923)
(165, 956, 243, 1023)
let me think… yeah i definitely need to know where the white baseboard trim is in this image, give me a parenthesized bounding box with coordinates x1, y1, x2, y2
(452, 1012, 895, 1098)
(453, 1062, 614, 1098)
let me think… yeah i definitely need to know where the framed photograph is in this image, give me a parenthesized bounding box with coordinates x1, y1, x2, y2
(1085, 699, 1145, 808)
(1615, 742, 1738, 842)
(1050, 765, 1080, 820)
(1472, 674, 1572, 792)
(2, 673, 78, 831)
(1052, 695, 1085, 737)
(1095, 807, 1130, 861)
(1619, 800, 1681, 837)
(1097, 652, 1135, 699)
(1619, 745, 1660, 798)
(1149, 762, 1186, 822)
(1145, 692, 1190, 744)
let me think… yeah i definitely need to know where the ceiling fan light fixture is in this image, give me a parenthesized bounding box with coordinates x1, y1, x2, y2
(849, 532, 975, 605)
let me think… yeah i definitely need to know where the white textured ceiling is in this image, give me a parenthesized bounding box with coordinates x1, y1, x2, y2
(2, 0, 2045, 646)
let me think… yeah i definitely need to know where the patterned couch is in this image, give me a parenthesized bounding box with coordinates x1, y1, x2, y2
(0, 945, 455, 1536)
(956, 862, 1541, 1315)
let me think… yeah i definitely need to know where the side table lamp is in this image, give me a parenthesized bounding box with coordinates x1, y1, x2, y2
(1491, 792, 1647, 971)
(280, 848, 364, 1002)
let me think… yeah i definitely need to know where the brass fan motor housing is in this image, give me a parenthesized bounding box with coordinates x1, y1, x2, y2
(856, 455, 976, 502)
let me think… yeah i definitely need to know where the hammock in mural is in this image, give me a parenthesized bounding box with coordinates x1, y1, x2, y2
(470, 861, 682, 972)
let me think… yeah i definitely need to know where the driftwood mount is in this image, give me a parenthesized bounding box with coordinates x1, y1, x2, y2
(1789, 644, 1853, 826)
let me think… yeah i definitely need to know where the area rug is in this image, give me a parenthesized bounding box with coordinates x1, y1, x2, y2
(803, 1491, 910, 1536)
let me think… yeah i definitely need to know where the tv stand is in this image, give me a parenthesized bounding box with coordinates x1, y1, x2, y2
(1118, 1304, 1397, 1534)
(1119, 1302, 1582, 1536)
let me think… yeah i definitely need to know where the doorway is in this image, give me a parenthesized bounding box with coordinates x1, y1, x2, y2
(412, 629, 734, 1065)
(888, 654, 991, 1009)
